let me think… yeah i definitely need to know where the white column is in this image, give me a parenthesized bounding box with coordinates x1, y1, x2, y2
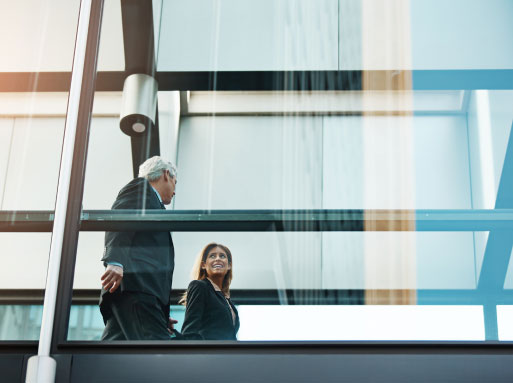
(25, 0, 93, 382)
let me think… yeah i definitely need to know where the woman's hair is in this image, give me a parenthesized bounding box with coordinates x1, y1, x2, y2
(179, 242, 233, 305)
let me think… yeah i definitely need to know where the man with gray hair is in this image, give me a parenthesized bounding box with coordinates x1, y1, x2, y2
(100, 156, 178, 340)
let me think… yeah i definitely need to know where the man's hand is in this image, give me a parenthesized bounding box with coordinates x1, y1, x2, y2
(168, 317, 179, 334)
(101, 265, 123, 293)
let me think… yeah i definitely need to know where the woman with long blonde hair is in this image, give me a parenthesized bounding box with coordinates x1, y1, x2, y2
(180, 243, 239, 340)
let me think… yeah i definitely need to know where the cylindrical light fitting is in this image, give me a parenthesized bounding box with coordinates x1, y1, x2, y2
(120, 73, 158, 136)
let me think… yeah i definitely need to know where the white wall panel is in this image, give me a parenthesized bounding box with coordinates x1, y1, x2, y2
(338, 0, 362, 70)
(73, 232, 105, 289)
(173, 115, 323, 289)
(82, 117, 132, 209)
(0, 119, 14, 207)
(322, 115, 474, 289)
(2, 117, 64, 210)
(411, 0, 513, 69)
(0, 0, 79, 71)
(157, 92, 181, 171)
(360, 0, 412, 71)
(96, 0, 125, 71)
(172, 232, 321, 290)
(415, 232, 476, 289)
(339, 0, 513, 70)
(322, 115, 471, 209)
(412, 115, 471, 208)
(0, 233, 50, 289)
(322, 116, 364, 208)
(322, 232, 476, 289)
(158, 0, 338, 71)
(175, 116, 322, 209)
(0, 0, 124, 72)
(321, 233, 364, 289)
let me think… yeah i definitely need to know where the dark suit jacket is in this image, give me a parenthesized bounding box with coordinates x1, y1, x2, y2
(181, 279, 239, 340)
(100, 177, 175, 317)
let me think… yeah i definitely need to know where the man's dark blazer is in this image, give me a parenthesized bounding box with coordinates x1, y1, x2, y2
(181, 279, 239, 340)
(100, 177, 174, 318)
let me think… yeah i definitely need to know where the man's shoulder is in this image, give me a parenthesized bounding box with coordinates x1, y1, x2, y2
(112, 178, 152, 209)
(118, 177, 148, 195)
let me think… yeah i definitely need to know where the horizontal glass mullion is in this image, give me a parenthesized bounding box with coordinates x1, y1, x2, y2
(4, 289, 513, 306)
(2, 209, 513, 232)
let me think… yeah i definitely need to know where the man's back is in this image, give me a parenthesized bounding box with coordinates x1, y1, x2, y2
(100, 177, 174, 316)
(99, 156, 177, 341)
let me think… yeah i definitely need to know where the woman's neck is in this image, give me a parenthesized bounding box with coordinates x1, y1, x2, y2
(207, 276, 224, 291)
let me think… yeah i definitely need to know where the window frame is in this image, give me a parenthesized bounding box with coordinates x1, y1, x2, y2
(1, 0, 513, 355)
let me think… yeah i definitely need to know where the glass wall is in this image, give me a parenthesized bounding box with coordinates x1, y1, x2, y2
(3, 0, 509, 344)
(0, 0, 81, 340)
(73, 87, 513, 341)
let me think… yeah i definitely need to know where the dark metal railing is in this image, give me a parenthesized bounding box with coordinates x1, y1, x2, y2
(1, 209, 513, 232)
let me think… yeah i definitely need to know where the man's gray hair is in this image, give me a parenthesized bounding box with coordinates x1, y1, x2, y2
(138, 156, 177, 182)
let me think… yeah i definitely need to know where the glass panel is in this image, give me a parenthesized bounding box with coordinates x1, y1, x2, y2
(77, 88, 513, 342)
(96, 0, 124, 71)
(0, 0, 79, 72)
(1, 117, 65, 210)
(71, 230, 500, 341)
(0, 1, 81, 341)
(0, 305, 43, 340)
(0, 304, 183, 341)
(410, 0, 513, 70)
(77, 87, 513, 342)
(157, 0, 338, 71)
(157, 0, 513, 71)
(66, 305, 186, 341)
(0, 233, 53, 290)
(72, 0, 513, 344)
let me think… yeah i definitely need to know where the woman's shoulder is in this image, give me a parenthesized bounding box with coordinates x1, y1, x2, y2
(187, 279, 210, 290)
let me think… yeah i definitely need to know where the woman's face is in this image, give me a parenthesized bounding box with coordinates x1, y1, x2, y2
(202, 246, 231, 278)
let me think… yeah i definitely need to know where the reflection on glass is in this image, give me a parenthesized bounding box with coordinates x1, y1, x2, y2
(0, 305, 42, 341)
(0, 233, 52, 341)
(72, 228, 513, 341)
(67, 305, 186, 341)
(0, 1, 80, 342)
(73, 0, 513, 344)
(0, 305, 186, 341)
(75, 88, 513, 342)
(0, 116, 65, 211)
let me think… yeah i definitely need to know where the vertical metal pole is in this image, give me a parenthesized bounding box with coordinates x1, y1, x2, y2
(25, 1, 92, 382)
(483, 304, 499, 341)
(478, 123, 513, 340)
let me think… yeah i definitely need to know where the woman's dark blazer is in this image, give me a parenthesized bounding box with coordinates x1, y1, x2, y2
(181, 279, 239, 340)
